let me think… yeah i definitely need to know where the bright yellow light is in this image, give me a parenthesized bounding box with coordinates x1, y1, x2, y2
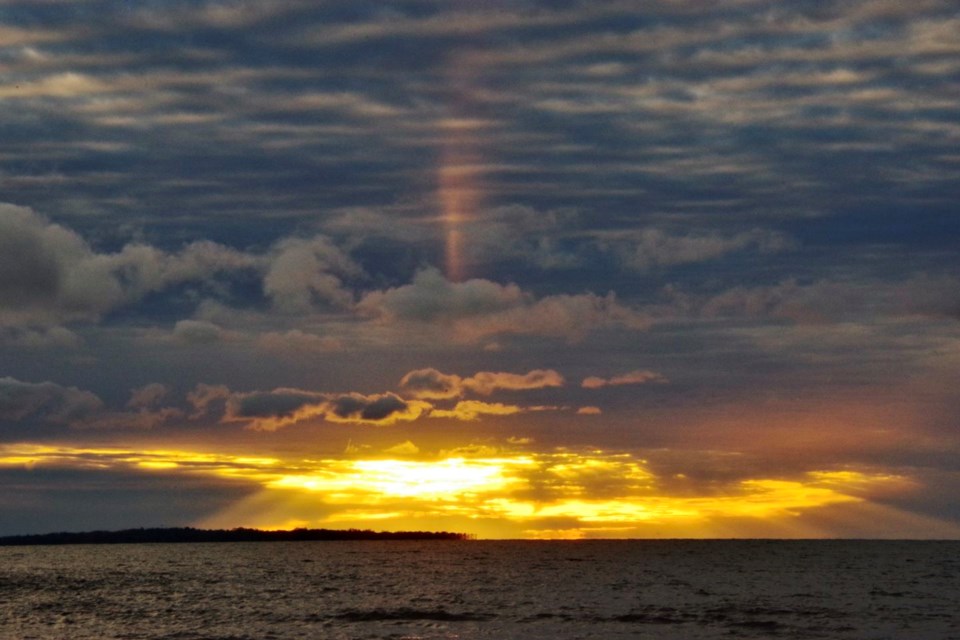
(0, 443, 282, 483)
(269, 457, 530, 501)
(536, 499, 695, 523)
(137, 461, 179, 470)
(353, 458, 511, 497)
(1, 442, 934, 539)
(525, 528, 587, 540)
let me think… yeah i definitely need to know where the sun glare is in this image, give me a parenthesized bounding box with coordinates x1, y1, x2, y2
(0, 443, 922, 538)
(267, 457, 530, 503)
(345, 457, 521, 497)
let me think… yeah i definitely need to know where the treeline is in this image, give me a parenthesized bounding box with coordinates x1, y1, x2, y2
(0, 527, 473, 546)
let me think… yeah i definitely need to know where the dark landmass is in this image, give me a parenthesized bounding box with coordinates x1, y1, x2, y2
(0, 527, 472, 546)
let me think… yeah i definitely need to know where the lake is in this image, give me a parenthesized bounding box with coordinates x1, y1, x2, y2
(1, 540, 958, 639)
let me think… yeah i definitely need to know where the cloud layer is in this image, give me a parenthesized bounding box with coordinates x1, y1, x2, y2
(400, 368, 565, 399)
(1, 0, 959, 537)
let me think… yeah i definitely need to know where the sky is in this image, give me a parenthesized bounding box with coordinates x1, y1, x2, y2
(1, 0, 959, 539)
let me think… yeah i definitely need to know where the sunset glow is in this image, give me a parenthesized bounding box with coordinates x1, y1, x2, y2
(2, 1, 959, 540)
(0, 443, 926, 538)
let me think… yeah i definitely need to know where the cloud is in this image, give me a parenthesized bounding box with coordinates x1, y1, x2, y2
(0, 376, 183, 432)
(582, 370, 668, 389)
(455, 291, 652, 344)
(462, 369, 565, 395)
(357, 268, 524, 323)
(173, 320, 225, 344)
(0, 72, 109, 99)
(255, 329, 343, 353)
(359, 268, 651, 342)
(127, 383, 169, 409)
(223, 388, 429, 430)
(603, 228, 793, 271)
(0, 376, 103, 426)
(429, 400, 523, 421)
(0, 206, 379, 343)
(7, 443, 943, 539)
(122, 2, 294, 31)
(399, 367, 565, 399)
(398, 368, 463, 400)
(320, 203, 584, 277)
(0, 203, 110, 327)
(0, 25, 65, 48)
(326, 392, 425, 425)
(0, 206, 366, 338)
(83, 407, 184, 431)
(215, 373, 556, 429)
(120, 241, 259, 295)
(0, 204, 257, 329)
(225, 388, 327, 430)
(0, 326, 81, 348)
(660, 276, 945, 324)
(382, 440, 420, 456)
(263, 235, 360, 312)
(453, 205, 585, 271)
(292, 4, 594, 47)
(577, 406, 603, 415)
(0, 0, 957, 538)
(187, 384, 231, 419)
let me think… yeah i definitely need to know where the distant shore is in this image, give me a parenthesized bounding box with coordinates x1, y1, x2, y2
(0, 527, 473, 546)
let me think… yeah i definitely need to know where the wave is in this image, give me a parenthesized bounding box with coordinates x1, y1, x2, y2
(334, 607, 495, 622)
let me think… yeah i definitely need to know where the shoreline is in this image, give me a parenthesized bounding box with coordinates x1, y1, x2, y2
(0, 526, 473, 546)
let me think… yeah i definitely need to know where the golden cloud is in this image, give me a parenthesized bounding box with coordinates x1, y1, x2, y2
(582, 369, 667, 389)
(399, 367, 564, 399)
(0, 443, 932, 539)
(429, 400, 523, 421)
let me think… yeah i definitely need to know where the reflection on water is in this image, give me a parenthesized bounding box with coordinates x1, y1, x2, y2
(1, 540, 957, 639)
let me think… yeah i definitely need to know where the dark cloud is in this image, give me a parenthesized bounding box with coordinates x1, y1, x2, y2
(399, 368, 462, 400)
(126, 382, 169, 409)
(173, 319, 225, 344)
(0, 466, 254, 537)
(0, 205, 358, 337)
(0, 376, 185, 433)
(0, 208, 61, 305)
(0, 376, 102, 426)
(1, 0, 952, 242)
(358, 268, 651, 343)
(0, 203, 259, 329)
(220, 387, 429, 430)
(187, 384, 231, 419)
(0, 326, 81, 349)
(330, 392, 408, 422)
(228, 389, 323, 421)
(0, 204, 110, 325)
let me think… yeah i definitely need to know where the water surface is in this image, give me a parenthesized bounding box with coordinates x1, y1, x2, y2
(1, 540, 957, 639)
